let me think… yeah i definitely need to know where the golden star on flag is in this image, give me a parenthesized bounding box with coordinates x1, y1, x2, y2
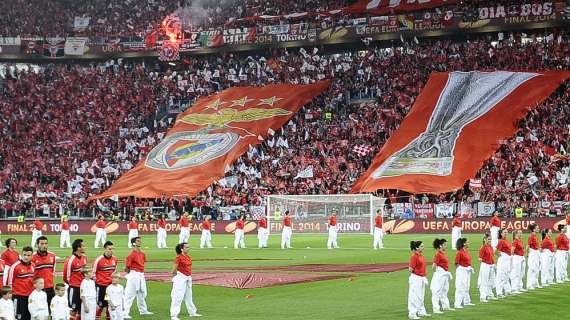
(230, 96, 254, 107)
(257, 96, 283, 107)
(205, 99, 225, 110)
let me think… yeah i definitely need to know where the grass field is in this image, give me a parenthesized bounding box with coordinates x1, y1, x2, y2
(7, 232, 569, 319)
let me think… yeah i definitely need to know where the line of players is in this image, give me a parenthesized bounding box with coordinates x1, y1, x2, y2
(52, 210, 385, 251)
(177, 210, 385, 250)
(407, 212, 570, 320)
(0, 235, 201, 320)
(0, 234, 204, 320)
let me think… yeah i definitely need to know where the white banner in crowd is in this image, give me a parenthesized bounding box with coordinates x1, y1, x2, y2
(476, 202, 496, 216)
(294, 165, 314, 179)
(74, 17, 91, 30)
(435, 203, 456, 218)
(458, 202, 475, 218)
(65, 37, 87, 55)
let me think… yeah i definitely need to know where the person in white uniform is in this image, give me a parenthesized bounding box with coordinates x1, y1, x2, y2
(29, 278, 49, 320)
(373, 210, 384, 250)
(554, 224, 569, 283)
(50, 283, 70, 320)
(170, 243, 201, 319)
(94, 215, 108, 249)
(327, 210, 339, 249)
(60, 216, 71, 249)
(257, 214, 269, 249)
(127, 217, 139, 249)
(430, 239, 453, 314)
(526, 224, 541, 290)
(199, 216, 213, 249)
(178, 213, 191, 244)
(451, 213, 462, 251)
(407, 240, 429, 320)
(0, 286, 14, 320)
(453, 238, 474, 309)
(281, 211, 293, 249)
(124, 237, 153, 318)
(233, 216, 246, 249)
(157, 214, 168, 249)
(106, 273, 125, 320)
(80, 267, 97, 320)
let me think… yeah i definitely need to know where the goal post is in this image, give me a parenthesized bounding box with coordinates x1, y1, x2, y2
(266, 194, 385, 235)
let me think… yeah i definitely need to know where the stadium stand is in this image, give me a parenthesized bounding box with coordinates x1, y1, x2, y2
(1, 29, 569, 218)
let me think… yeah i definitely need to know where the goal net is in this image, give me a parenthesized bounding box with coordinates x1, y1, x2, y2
(266, 194, 385, 234)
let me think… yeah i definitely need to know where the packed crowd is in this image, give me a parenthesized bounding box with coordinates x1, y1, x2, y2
(0, 0, 355, 38)
(0, 0, 525, 38)
(1, 30, 569, 216)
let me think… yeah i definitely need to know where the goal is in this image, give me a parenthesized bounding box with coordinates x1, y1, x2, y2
(266, 194, 385, 234)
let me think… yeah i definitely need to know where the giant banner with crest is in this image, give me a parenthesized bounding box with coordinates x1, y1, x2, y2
(352, 71, 570, 194)
(91, 82, 330, 199)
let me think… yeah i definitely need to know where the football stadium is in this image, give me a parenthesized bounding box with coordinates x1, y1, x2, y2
(1, 1, 570, 319)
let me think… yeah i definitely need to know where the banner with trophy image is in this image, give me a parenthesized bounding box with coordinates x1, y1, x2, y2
(352, 71, 570, 194)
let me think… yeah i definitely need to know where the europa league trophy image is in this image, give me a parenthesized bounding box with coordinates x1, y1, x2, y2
(372, 71, 537, 178)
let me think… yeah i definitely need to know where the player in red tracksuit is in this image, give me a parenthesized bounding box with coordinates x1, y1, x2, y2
(94, 216, 108, 248)
(7, 246, 35, 320)
(60, 217, 71, 248)
(408, 241, 429, 319)
(179, 213, 191, 244)
(31, 219, 44, 248)
(63, 239, 88, 318)
(257, 215, 269, 248)
(2, 238, 20, 267)
(157, 214, 168, 249)
(93, 241, 118, 320)
(327, 210, 339, 249)
(234, 216, 246, 249)
(281, 211, 293, 249)
(489, 213, 501, 250)
(124, 237, 152, 317)
(32, 236, 57, 306)
(373, 210, 384, 249)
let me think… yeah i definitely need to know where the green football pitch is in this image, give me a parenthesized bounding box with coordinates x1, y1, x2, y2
(7, 232, 569, 319)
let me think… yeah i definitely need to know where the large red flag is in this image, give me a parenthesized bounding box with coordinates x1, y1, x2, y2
(92, 81, 330, 199)
(352, 71, 570, 194)
(345, 0, 457, 15)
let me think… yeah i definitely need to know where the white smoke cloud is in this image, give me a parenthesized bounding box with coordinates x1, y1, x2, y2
(173, 0, 238, 29)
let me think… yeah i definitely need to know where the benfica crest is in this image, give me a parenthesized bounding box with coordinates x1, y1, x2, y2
(145, 131, 239, 170)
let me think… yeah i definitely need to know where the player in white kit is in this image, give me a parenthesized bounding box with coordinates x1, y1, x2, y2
(50, 283, 70, 320)
(80, 267, 97, 320)
(106, 273, 125, 320)
(0, 286, 14, 320)
(29, 278, 49, 320)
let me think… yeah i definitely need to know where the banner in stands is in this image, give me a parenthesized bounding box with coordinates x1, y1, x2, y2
(0, 37, 21, 53)
(0, 220, 258, 235)
(352, 71, 570, 194)
(91, 82, 330, 199)
(435, 203, 455, 218)
(3, 2, 566, 57)
(64, 37, 87, 56)
(477, 202, 496, 216)
(382, 217, 568, 234)
(413, 204, 434, 218)
(73, 17, 91, 31)
(269, 217, 371, 234)
(346, 0, 458, 15)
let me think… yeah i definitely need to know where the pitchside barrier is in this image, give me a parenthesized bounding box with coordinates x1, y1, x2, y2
(0, 217, 566, 235)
